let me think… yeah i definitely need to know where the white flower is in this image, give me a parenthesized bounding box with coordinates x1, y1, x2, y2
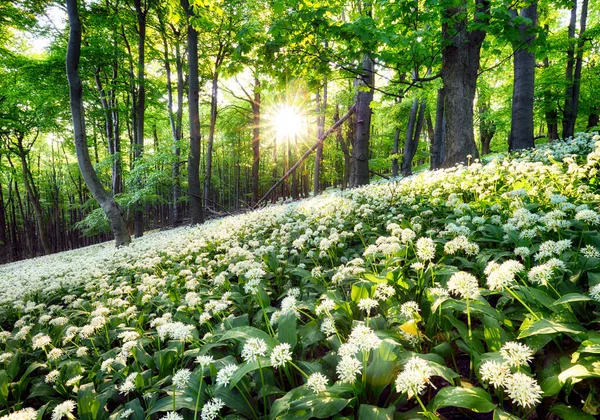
(348, 324, 382, 352)
(306, 372, 328, 393)
(76, 347, 89, 357)
(51, 400, 76, 420)
(416, 237, 436, 260)
(119, 408, 134, 419)
(320, 318, 336, 337)
(447, 271, 479, 299)
(400, 301, 420, 318)
(0, 407, 38, 420)
(315, 298, 335, 316)
(589, 283, 600, 302)
(270, 343, 293, 368)
(374, 284, 396, 301)
(582, 245, 600, 258)
(195, 355, 214, 368)
(118, 372, 139, 394)
(216, 364, 238, 387)
(336, 355, 362, 383)
(357, 298, 378, 313)
(241, 337, 268, 362)
(395, 357, 433, 399)
(486, 260, 524, 291)
(172, 369, 191, 389)
(65, 375, 83, 387)
(201, 398, 225, 420)
(48, 348, 65, 361)
(157, 322, 195, 341)
(32, 334, 52, 350)
(479, 361, 509, 387)
(504, 372, 543, 408)
(500, 341, 534, 367)
(159, 412, 184, 420)
(575, 209, 600, 225)
(45, 370, 60, 384)
(514, 247, 531, 258)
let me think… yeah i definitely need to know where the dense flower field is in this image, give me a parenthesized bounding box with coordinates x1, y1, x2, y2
(1, 132, 600, 420)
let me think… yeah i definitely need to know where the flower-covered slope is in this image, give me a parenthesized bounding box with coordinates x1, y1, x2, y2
(1, 132, 600, 420)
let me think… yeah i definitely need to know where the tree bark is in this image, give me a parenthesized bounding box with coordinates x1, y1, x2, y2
(65, 0, 130, 247)
(132, 0, 147, 238)
(204, 70, 219, 209)
(402, 99, 426, 176)
(441, 0, 489, 167)
(0, 157, 8, 263)
(251, 77, 260, 205)
(431, 88, 445, 169)
(182, 0, 204, 225)
(563, 0, 589, 138)
(314, 77, 327, 194)
(509, 1, 537, 151)
(392, 126, 400, 177)
(350, 56, 374, 187)
(589, 111, 599, 130)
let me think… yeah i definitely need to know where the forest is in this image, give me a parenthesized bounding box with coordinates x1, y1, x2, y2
(1, 0, 600, 419)
(0, 0, 595, 261)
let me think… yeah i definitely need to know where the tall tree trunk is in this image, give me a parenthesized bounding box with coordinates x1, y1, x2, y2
(392, 126, 400, 177)
(182, 0, 204, 225)
(431, 88, 445, 169)
(314, 77, 327, 194)
(441, 0, 490, 167)
(0, 158, 8, 263)
(479, 102, 496, 155)
(173, 43, 184, 223)
(65, 0, 130, 247)
(251, 77, 260, 205)
(589, 111, 599, 130)
(204, 70, 219, 209)
(509, 1, 537, 151)
(132, 0, 147, 238)
(562, 1, 577, 138)
(401, 99, 426, 176)
(350, 56, 374, 187)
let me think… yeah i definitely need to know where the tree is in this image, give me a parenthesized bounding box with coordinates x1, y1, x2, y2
(440, 0, 490, 167)
(509, 1, 538, 151)
(349, 55, 373, 187)
(65, 0, 130, 247)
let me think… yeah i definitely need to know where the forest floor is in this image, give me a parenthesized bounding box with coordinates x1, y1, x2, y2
(1, 132, 600, 420)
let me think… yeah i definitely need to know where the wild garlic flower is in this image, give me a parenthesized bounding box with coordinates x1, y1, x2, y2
(374, 284, 396, 301)
(32, 334, 52, 350)
(172, 369, 191, 389)
(514, 247, 531, 258)
(195, 355, 214, 368)
(357, 298, 378, 314)
(156, 322, 195, 341)
(0, 407, 37, 420)
(486, 260, 524, 291)
(336, 355, 362, 383)
(270, 343, 293, 368)
(51, 400, 76, 420)
(45, 370, 60, 384)
(589, 284, 600, 302)
(306, 372, 328, 394)
(479, 360, 509, 387)
(582, 245, 600, 259)
(216, 364, 239, 387)
(395, 356, 433, 399)
(76, 347, 88, 357)
(159, 412, 184, 420)
(118, 372, 139, 394)
(447, 271, 479, 299)
(499, 341, 534, 367)
(65, 375, 83, 387)
(400, 301, 420, 318)
(320, 318, 336, 337)
(241, 337, 268, 362)
(315, 298, 335, 316)
(48, 348, 65, 362)
(416, 237, 436, 260)
(504, 372, 543, 408)
(200, 398, 225, 420)
(348, 324, 382, 352)
(575, 209, 600, 225)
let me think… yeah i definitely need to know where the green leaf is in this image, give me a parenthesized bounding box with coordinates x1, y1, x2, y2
(483, 315, 506, 352)
(218, 326, 279, 348)
(228, 357, 273, 389)
(518, 319, 586, 339)
(493, 408, 522, 420)
(552, 293, 594, 305)
(550, 403, 597, 420)
(429, 386, 496, 413)
(270, 387, 349, 420)
(0, 370, 8, 403)
(357, 404, 395, 419)
(278, 311, 297, 348)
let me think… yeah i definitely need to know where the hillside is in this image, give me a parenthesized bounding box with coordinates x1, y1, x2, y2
(1, 132, 600, 419)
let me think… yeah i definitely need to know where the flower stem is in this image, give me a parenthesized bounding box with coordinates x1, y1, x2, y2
(466, 297, 474, 380)
(257, 358, 268, 416)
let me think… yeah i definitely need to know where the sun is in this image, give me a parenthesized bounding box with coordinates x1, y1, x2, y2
(272, 105, 304, 140)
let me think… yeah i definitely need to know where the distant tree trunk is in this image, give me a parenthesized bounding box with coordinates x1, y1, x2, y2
(402, 99, 426, 176)
(182, 0, 203, 225)
(204, 69, 219, 210)
(562, 0, 588, 138)
(589, 111, 599, 130)
(251, 77, 260, 205)
(392, 126, 400, 177)
(0, 159, 8, 263)
(431, 88, 446, 169)
(133, 0, 147, 238)
(65, 0, 130, 247)
(350, 56, 374, 187)
(479, 102, 496, 155)
(314, 77, 327, 195)
(509, 1, 537, 151)
(441, 0, 490, 167)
